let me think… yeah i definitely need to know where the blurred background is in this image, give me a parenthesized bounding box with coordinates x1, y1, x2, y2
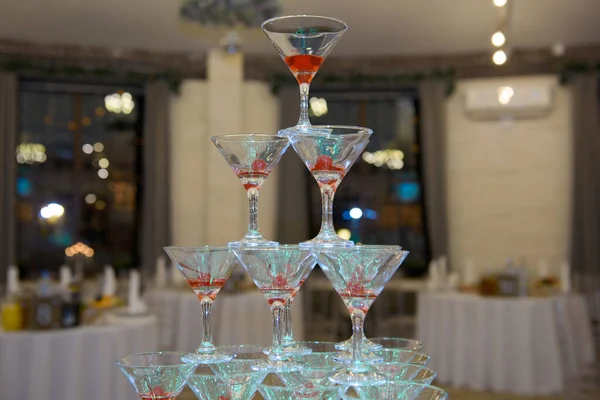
(0, 0, 599, 399)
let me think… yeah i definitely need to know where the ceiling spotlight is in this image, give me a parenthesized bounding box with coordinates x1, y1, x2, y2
(491, 31, 506, 47)
(493, 0, 507, 7)
(493, 50, 507, 65)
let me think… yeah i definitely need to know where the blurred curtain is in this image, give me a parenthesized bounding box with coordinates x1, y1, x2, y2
(570, 72, 600, 317)
(141, 81, 171, 273)
(419, 79, 448, 261)
(276, 86, 310, 243)
(0, 73, 17, 283)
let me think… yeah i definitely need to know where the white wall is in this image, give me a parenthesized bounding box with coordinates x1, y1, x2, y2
(169, 68, 280, 246)
(446, 75, 572, 275)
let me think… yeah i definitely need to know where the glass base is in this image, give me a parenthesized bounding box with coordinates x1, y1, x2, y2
(228, 238, 279, 247)
(336, 337, 383, 352)
(264, 343, 313, 357)
(252, 358, 303, 373)
(181, 350, 233, 364)
(299, 235, 354, 248)
(333, 350, 383, 364)
(329, 366, 387, 386)
(279, 125, 333, 136)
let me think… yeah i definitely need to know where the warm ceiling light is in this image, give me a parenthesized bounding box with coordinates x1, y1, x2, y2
(493, 0, 507, 7)
(491, 31, 506, 47)
(493, 50, 507, 65)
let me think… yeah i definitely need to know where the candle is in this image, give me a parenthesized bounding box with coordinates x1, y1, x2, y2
(560, 261, 571, 293)
(7, 266, 20, 295)
(128, 269, 146, 313)
(59, 265, 72, 290)
(103, 265, 116, 297)
(538, 260, 550, 279)
(155, 256, 167, 289)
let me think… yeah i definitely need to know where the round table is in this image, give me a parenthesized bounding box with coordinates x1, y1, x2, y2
(146, 289, 305, 351)
(416, 292, 596, 395)
(0, 315, 158, 400)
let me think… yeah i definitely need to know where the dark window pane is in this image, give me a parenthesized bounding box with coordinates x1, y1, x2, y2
(16, 81, 144, 278)
(309, 90, 429, 277)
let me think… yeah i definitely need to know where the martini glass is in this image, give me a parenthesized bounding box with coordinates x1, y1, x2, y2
(116, 351, 197, 400)
(260, 374, 340, 400)
(184, 359, 267, 400)
(163, 246, 239, 363)
(336, 336, 424, 355)
(315, 245, 409, 385)
(280, 264, 314, 356)
(262, 15, 347, 128)
(211, 134, 290, 247)
(371, 362, 436, 385)
(372, 348, 431, 366)
(284, 126, 372, 247)
(232, 245, 317, 370)
(278, 352, 342, 387)
(341, 382, 448, 400)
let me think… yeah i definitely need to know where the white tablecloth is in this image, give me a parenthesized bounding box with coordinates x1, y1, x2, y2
(147, 289, 304, 352)
(0, 315, 158, 400)
(416, 292, 596, 395)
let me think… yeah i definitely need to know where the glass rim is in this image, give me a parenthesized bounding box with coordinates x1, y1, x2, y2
(261, 14, 348, 33)
(259, 382, 340, 393)
(315, 245, 404, 253)
(279, 125, 373, 137)
(386, 382, 448, 395)
(370, 336, 425, 348)
(342, 381, 447, 394)
(163, 245, 231, 252)
(374, 361, 435, 374)
(211, 133, 290, 143)
(232, 244, 309, 251)
(116, 351, 190, 368)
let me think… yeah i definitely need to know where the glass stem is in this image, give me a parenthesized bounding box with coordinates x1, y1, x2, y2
(318, 184, 337, 237)
(298, 82, 311, 126)
(246, 187, 261, 239)
(197, 297, 215, 353)
(282, 299, 294, 346)
(350, 309, 366, 370)
(269, 300, 286, 361)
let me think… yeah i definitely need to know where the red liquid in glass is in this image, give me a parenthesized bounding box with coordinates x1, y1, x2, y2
(236, 171, 270, 190)
(340, 288, 377, 314)
(186, 277, 227, 301)
(285, 54, 324, 84)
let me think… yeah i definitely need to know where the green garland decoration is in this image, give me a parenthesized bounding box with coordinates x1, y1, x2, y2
(0, 58, 184, 93)
(269, 67, 458, 96)
(558, 61, 600, 85)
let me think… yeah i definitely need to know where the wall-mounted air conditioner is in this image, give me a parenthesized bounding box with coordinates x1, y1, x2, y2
(463, 80, 554, 120)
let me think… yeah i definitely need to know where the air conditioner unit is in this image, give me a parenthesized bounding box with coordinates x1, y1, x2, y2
(463, 81, 554, 120)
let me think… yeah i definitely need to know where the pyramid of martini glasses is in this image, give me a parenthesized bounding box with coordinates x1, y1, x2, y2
(116, 15, 447, 400)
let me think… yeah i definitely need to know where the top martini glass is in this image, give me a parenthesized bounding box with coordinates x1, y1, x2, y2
(212, 134, 290, 247)
(282, 125, 372, 247)
(262, 15, 347, 129)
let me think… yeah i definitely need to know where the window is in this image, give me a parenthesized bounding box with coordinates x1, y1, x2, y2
(308, 89, 430, 277)
(16, 80, 144, 278)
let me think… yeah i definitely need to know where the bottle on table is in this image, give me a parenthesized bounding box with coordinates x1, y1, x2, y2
(1, 266, 23, 331)
(30, 271, 62, 330)
(59, 265, 81, 328)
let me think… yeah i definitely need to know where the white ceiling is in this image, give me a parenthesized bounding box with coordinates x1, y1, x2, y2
(0, 0, 598, 57)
